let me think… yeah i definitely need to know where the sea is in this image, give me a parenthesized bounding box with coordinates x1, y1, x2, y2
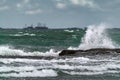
(0, 24, 120, 80)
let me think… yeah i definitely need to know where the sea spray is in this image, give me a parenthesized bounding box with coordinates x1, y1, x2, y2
(69, 23, 117, 50)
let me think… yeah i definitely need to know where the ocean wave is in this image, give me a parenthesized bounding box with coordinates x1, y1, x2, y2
(68, 23, 119, 50)
(10, 33, 36, 36)
(0, 56, 120, 72)
(0, 46, 60, 57)
(1, 56, 120, 76)
(0, 69, 57, 77)
(63, 70, 119, 75)
(64, 30, 74, 33)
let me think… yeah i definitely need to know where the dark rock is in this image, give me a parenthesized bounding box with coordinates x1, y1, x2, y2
(59, 48, 120, 56)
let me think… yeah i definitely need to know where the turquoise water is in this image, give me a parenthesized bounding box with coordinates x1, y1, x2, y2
(0, 29, 84, 51)
(0, 27, 120, 80)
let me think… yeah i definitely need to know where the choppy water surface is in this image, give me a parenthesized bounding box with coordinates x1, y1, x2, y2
(0, 24, 120, 80)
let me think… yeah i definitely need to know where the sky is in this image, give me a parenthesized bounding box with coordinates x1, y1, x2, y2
(0, 0, 120, 28)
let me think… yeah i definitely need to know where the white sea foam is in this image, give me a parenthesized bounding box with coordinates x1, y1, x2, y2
(12, 34, 23, 36)
(1, 57, 120, 72)
(52, 62, 120, 71)
(23, 33, 36, 36)
(64, 30, 74, 33)
(0, 69, 57, 77)
(0, 66, 36, 72)
(0, 46, 60, 57)
(18, 32, 23, 34)
(0, 57, 89, 65)
(63, 70, 119, 75)
(72, 35, 77, 39)
(0, 56, 120, 76)
(10, 33, 36, 36)
(69, 23, 117, 50)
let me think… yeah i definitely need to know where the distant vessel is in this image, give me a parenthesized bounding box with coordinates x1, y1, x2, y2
(24, 23, 48, 30)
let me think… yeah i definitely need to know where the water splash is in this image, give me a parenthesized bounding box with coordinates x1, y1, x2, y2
(69, 23, 117, 50)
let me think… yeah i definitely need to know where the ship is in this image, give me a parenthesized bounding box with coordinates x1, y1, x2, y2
(24, 23, 48, 30)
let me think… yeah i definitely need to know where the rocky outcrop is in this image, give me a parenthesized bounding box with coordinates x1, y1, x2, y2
(59, 48, 120, 56)
(1, 48, 120, 59)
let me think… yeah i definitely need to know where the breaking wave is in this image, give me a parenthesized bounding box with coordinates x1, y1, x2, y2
(64, 30, 74, 33)
(69, 23, 118, 50)
(0, 69, 57, 77)
(10, 33, 36, 36)
(0, 24, 120, 78)
(1, 56, 120, 77)
(0, 23, 119, 57)
(0, 46, 60, 57)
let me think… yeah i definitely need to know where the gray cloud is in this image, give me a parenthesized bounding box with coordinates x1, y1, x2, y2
(70, 0, 98, 8)
(0, 5, 9, 11)
(54, 0, 99, 9)
(25, 9, 42, 15)
(0, 0, 120, 28)
(56, 2, 66, 9)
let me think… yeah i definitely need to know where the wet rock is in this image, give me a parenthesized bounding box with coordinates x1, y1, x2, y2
(59, 48, 120, 56)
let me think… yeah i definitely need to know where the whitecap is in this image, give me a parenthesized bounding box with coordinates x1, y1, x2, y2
(0, 69, 57, 77)
(64, 30, 74, 33)
(0, 46, 60, 57)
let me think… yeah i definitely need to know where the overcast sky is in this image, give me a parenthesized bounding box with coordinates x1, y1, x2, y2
(0, 0, 120, 28)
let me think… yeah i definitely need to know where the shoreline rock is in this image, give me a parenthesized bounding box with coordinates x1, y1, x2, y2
(59, 48, 120, 56)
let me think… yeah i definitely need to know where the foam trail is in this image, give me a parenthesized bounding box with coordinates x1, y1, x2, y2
(69, 23, 117, 50)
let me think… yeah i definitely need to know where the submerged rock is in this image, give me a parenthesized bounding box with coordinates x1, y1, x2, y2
(59, 48, 120, 56)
